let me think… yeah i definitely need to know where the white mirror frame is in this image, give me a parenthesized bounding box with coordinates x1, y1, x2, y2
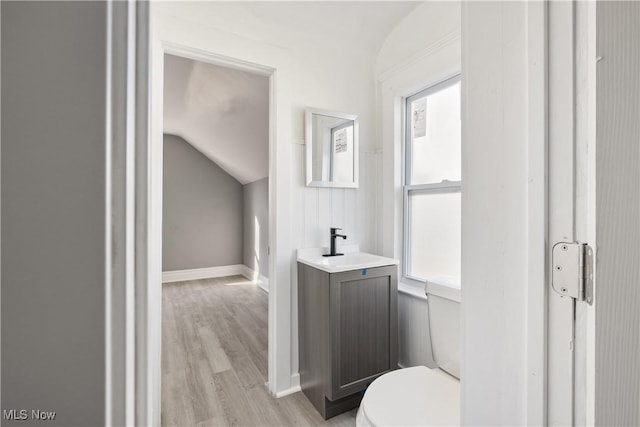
(305, 107, 359, 188)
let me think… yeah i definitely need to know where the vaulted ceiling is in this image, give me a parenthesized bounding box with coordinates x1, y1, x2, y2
(155, 2, 421, 54)
(164, 54, 269, 184)
(161, 2, 422, 184)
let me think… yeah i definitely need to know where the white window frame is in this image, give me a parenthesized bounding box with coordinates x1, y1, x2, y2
(403, 74, 461, 286)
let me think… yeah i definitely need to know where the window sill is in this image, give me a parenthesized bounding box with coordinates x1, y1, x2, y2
(398, 281, 427, 300)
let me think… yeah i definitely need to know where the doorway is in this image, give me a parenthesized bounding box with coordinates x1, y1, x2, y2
(158, 49, 274, 424)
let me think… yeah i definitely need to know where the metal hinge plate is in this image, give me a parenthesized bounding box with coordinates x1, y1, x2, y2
(552, 242, 594, 305)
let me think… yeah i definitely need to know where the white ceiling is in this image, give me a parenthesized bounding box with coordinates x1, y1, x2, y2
(155, 2, 422, 54)
(164, 54, 269, 184)
(161, 2, 421, 184)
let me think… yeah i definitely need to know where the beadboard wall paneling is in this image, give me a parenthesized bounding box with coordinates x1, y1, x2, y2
(290, 142, 381, 376)
(398, 292, 436, 369)
(291, 143, 379, 253)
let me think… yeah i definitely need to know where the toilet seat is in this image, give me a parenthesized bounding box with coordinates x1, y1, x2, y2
(356, 366, 460, 426)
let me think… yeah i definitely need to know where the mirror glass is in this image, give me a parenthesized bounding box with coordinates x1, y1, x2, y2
(305, 109, 358, 188)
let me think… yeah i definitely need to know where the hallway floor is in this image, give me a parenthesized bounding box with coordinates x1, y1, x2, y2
(162, 276, 357, 426)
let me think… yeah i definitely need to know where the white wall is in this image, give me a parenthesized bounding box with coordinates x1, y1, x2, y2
(1, 2, 108, 425)
(376, 1, 462, 81)
(375, 1, 461, 370)
(397, 288, 437, 369)
(461, 2, 530, 424)
(152, 3, 380, 393)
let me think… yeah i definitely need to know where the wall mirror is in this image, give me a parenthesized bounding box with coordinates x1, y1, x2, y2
(305, 108, 359, 188)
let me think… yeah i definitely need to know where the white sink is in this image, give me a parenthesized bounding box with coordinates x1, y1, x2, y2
(297, 245, 399, 273)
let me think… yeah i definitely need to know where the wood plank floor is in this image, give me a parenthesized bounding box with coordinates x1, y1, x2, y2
(162, 275, 358, 426)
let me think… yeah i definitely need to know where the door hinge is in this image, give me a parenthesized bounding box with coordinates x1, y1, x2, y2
(552, 242, 594, 305)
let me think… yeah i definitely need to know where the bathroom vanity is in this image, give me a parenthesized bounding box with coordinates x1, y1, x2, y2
(297, 248, 399, 419)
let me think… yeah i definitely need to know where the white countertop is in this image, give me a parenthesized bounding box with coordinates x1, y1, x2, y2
(297, 245, 399, 273)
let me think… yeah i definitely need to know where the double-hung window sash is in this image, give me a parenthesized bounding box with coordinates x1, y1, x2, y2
(403, 75, 462, 285)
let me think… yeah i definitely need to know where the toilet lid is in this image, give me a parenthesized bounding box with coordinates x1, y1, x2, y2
(359, 366, 460, 426)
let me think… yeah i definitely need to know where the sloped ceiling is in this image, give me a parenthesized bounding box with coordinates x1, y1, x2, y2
(155, 2, 422, 55)
(161, 2, 422, 184)
(164, 54, 269, 185)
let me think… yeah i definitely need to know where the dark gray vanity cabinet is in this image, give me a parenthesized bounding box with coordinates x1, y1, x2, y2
(298, 263, 398, 419)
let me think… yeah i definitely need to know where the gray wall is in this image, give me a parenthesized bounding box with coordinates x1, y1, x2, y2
(163, 134, 244, 271)
(243, 178, 269, 279)
(595, 2, 640, 424)
(1, 2, 107, 425)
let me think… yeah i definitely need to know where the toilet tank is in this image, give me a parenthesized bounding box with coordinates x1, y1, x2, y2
(425, 276, 461, 379)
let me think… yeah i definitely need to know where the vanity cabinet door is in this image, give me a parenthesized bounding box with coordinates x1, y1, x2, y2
(329, 266, 398, 400)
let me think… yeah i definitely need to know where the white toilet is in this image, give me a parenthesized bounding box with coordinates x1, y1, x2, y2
(356, 276, 461, 426)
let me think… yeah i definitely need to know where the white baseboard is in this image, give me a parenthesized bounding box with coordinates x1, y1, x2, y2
(240, 265, 269, 292)
(162, 264, 246, 283)
(163, 264, 269, 292)
(274, 373, 301, 398)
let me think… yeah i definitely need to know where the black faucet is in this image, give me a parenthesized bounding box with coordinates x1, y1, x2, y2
(323, 227, 347, 257)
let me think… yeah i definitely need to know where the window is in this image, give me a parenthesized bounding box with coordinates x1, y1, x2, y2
(330, 121, 354, 183)
(404, 75, 461, 283)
